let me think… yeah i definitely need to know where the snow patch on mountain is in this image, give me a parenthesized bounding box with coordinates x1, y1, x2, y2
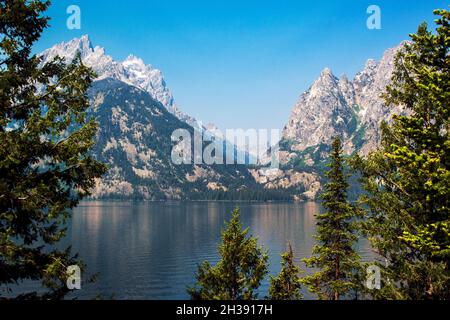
(39, 35, 201, 125)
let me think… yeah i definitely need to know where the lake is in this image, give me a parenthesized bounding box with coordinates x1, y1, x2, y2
(8, 201, 376, 299)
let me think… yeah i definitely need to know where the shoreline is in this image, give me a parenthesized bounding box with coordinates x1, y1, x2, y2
(79, 199, 319, 204)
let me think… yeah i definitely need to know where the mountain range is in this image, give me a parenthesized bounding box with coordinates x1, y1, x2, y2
(251, 42, 406, 194)
(40, 35, 199, 128)
(39, 36, 405, 200)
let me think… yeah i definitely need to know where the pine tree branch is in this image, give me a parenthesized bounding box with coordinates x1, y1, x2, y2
(377, 171, 411, 197)
(10, 72, 75, 111)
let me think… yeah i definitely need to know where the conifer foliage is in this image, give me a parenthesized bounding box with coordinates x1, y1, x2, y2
(188, 208, 269, 300)
(353, 9, 450, 299)
(0, 0, 107, 299)
(268, 243, 303, 300)
(302, 137, 360, 300)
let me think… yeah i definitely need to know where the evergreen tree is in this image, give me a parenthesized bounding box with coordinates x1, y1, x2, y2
(0, 0, 107, 299)
(188, 208, 269, 300)
(352, 9, 450, 299)
(302, 137, 361, 300)
(268, 243, 303, 300)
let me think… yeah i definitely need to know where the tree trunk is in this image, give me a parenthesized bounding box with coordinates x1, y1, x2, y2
(334, 256, 340, 300)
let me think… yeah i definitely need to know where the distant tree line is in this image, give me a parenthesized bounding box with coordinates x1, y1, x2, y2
(187, 188, 300, 202)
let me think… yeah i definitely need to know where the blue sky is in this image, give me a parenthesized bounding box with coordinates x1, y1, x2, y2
(36, 0, 442, 131)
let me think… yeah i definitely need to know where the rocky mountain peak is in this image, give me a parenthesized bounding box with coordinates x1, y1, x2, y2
(320, 67, 333, 77)
(282, 66, 355, 152)
(308, 68, 340, 99)
(338, 74, 356, 107)
(123, 55, 149, 73)
(40, 36, 180, 117)
(281, 42, 407, 162)
(124, 54, 143, 63)
(353, 59, 378, 94)
(78, 34, 93, 50)
(364, 58, 378, 71)
(40, 34, 93, 61)
(316, 68, 338, 85)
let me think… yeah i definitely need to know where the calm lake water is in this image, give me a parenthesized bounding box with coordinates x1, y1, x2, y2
(8, 201, 376, 300)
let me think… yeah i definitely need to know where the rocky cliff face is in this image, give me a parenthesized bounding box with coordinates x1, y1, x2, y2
(39, 36, 258, 200)
(252, 43, 407, 198)
(39, 35, 202, 129)
(88, 78, 255, 199)
(282, 68, 357, 152)
(39, 36, 406, 201)
(280, 43, 406, 166)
